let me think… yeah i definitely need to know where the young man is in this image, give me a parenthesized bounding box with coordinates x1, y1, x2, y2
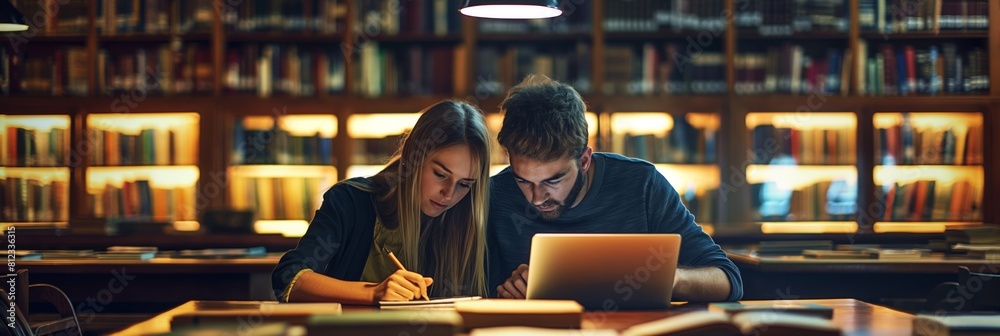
(488, 75, 742, 302)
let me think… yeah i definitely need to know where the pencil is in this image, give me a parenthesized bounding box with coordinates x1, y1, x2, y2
(383, 247, 429, 301)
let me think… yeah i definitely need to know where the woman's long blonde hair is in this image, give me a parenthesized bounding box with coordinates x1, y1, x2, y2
(368, 100, 490, 297)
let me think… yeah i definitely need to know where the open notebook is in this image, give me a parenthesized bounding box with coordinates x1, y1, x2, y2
(379, 296, 482, 309)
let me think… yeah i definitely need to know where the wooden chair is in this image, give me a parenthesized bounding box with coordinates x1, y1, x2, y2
(924, 266, 1000, 313)
(0, 270, 82, 336)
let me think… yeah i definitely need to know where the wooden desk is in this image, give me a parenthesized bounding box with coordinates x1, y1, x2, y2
(728, 250, 1000, 303)
(113, 299, 913, 336)
(20, 256, 281, 334)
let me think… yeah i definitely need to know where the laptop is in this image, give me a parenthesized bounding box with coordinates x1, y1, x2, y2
(526, 233, 681, 310)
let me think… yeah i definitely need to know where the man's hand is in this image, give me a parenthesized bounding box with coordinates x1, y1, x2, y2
(497, 264, 529, 299)
(373, 269, 434, 302)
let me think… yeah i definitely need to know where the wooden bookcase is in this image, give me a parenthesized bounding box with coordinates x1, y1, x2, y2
(1, 0, 997, 236)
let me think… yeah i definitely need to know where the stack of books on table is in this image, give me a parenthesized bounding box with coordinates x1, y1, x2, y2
(95, 246, 159, 260)
(757, 240, 834, 256)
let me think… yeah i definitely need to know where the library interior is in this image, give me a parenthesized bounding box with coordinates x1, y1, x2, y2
(1, 0, 998, 335)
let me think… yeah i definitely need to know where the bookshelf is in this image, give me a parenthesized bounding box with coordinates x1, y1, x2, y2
(0, 0, 996, 238)
(871, 112, 984, 233)
(83, 112, 199, 232)
(229, 114, 337, 237)
(1, 115, 71, 226)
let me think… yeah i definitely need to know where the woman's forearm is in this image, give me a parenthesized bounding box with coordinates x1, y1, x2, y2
(287, 271, 378, 305)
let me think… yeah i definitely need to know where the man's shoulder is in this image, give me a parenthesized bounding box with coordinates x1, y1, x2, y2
(596, 153, 659, 178)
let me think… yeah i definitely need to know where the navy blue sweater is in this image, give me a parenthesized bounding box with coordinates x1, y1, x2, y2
(487, 153, 743, 301)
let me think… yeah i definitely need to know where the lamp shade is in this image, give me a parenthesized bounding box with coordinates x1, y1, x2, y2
(460, 0, 562, 19)
(0, 0, 28, 32)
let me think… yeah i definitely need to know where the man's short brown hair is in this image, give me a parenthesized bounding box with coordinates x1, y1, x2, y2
(497, 75, 589, 162)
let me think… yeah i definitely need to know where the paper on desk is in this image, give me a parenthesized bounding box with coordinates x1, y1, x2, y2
(379, 296, 482, 309)
(471, 327, 618, 336)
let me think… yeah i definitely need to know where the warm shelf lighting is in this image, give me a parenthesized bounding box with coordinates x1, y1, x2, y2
(874, 165, 983, 187)
(173, 221, 201, 232)
(871, 222, 979, 233)
(87, 166, 199, 189)
(255, 220, 309, 237)
(746, 112, 856, 130)
(348, 113, 421, 139)
(686, 113, 721, 131)
(654, 164, 720, 191)
(88, 113, 200, 134)
(746, 165, 857, 190)
(281, 115, 337, 138)
(759, 221, 858, 234)
(611, 113, 674, 136)
(460, 0, 562, 19)
(873, 112, 982, 130)
(1, 167, 69, 184)
(3, 115, 71, 131)
(229, 165, 337, 179)
(346, 165, 386, 179)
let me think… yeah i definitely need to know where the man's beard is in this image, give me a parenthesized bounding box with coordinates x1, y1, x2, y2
(537, 169, 586, 221)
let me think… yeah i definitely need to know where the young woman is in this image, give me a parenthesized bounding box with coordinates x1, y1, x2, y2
(271, 100, 490, 304)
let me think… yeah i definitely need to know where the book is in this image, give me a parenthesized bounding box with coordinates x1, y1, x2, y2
(306, 311, 461, 336)
(96, 252, 156, 260)
(708, 302, 835, 319)
(619, 311, 840, 336)
(454, 299, 583, 331)
(379, 296, 482, 309)
(174, 247, 267, 259)
(913, 314, 1000, 336)
(164, 322, 299, 336)
(170, 302, 341, 329)
(802, 250, 874, 259)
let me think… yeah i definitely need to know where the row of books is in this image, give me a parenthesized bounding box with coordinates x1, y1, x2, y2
(751, 126, 857, 165)
(97, 45, 214, 95)
(0, 178, 68, 222)
(876, 122, 983, 165)
(478, 0, 591, 33)
(86, 181, 196, 221)
(859, 0, 989, 33)
(356, 44, 456, 97)
(857, 43, 989, 96)
(8, 0, 89, 34)
(754, 180, 857, 221)
(735, 46, 849, 95)
(614, 117, 718, 164)
(1, 47, 88, 96)
(475, 44, 591, 97)
(232, 121, 335, 165)
(98, 0, 212, 34)
(604, 0, 726, 32)
(225, 44, 346, 97)
(604, 45, 726, 95)
(222, 0, 347, 34)
(85, 128, 199, 166)
(230, 177, 327, 221)
(5, 127, 70, 167)
(736, 0, 850, 35)
(356, 0, 461, 36)
(878, 180, 980, 221)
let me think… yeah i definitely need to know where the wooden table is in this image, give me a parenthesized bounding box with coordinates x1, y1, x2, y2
(113, 299, 914, 336)
(728, 250, 1000, 304)
(20, 256, 281, 334)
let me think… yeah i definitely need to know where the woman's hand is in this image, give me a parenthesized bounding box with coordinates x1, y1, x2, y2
(373, 269, 434, 302)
